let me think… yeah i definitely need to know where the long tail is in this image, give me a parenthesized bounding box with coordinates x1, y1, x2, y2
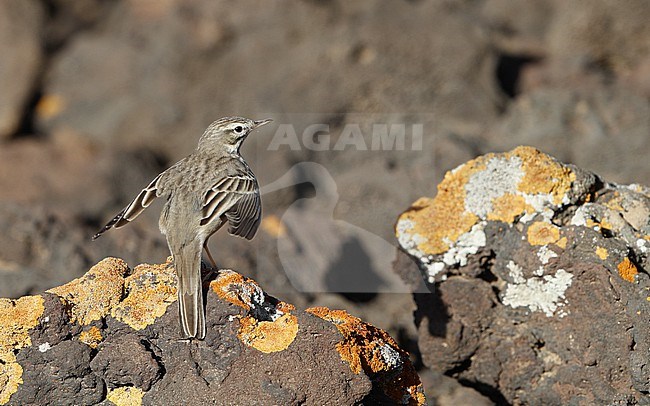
(174, 239, 206, 340)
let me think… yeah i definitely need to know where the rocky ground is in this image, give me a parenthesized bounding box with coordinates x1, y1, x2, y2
(0, 258, 425, 405)
(1, 0, 649, 404)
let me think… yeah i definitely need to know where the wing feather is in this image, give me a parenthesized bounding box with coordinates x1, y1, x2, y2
(92, 173, 163, 240)
(200, 173, 261, 239)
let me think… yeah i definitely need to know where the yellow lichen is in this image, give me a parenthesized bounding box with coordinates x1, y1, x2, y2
(396, 159, 483, 255)
(106, 386, 145, 406)
(555, 237, 568, 249)
(595, 247, 609, 260)
(0, 295, 44, 405)
(111, 261, 177, 330)
(617, 258, 638, 283)
(513, 146, 576, 205)
(79, 327, 103, 349)
(237, 312, 298, 353)
(527, 222, 561, 246)
(488, 194, 531, 223)
(598, 218, 614, 231)
(0, 352, 23, 405)
(397, 147, 577, 258)
(48, 257, 128, 325)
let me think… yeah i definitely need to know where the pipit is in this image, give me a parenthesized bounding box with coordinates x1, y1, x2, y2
(93, 117, 271, 340)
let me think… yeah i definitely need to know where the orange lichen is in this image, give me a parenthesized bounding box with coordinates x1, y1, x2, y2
(595, 247, 609, 260)
(237, 312, 298, 353)
(527, 222, 561, 246)
(111, 261, 177, 330)
(35, 94, 66, 120)
(210, 271, 255, 310)
(210, 271, 298, 352)
(261, 215, 287, 237)
(307, 307, 425, 405)
(0, 295, 44, 405)
(79, 326, 103, 349)
(513, 146, 576, 205)
(617, 258, 638, 283)
(488, 194, 531, 223)
(48, 257, 128, 325)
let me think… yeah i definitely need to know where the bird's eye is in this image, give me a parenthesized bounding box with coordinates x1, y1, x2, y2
(234, 126, 243, 133)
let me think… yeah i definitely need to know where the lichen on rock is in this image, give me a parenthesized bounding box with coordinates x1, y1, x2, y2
(0, 259, 424, 405)
(396, 146, 650, 404)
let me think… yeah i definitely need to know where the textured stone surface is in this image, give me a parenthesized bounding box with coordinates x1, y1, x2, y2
(396, 146, 650, 404)
(0, 258, 424, 405)
(0, 0, 42, 139)
(1, 1, 650, 403)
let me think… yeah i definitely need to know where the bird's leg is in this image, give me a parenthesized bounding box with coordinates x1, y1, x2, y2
(203, 241, 218, 269)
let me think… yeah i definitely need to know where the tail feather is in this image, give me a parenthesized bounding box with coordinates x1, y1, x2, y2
(175, 239, 206, 340)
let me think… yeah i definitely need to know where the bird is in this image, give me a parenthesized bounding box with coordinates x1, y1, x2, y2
(92, 116, 271, 340)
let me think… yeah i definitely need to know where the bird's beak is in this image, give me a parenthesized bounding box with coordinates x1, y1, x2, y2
(253, 118, 273, 128)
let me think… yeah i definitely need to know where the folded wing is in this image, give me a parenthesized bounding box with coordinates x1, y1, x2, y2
(200, 173, 261, 240)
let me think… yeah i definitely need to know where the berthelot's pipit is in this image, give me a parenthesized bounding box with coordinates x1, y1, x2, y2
(93, 117, 271, 340)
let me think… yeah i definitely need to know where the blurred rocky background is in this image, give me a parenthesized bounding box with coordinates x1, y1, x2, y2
(1, 0, 649, 403)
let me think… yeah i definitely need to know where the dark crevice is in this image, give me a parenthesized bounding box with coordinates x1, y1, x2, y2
(338, 292, 377, 303)
(396, 327, 423, 370)
(446, 357, 472, 377)
(495, 53, 541, 98)
(13, 87, 45, 138)
(140, 338, 166, 383)
(457, 378, 511, 406)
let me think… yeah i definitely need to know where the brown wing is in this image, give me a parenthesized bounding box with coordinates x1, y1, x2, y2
(92, 173, 163, 240)
(200, 174, 261, 240)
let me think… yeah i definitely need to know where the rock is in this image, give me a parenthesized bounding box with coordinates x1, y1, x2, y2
(486, 85, 650, 185)
(395, 146, 649, 404)
(0, 202, 168, 299)
(0, 258, 425, 405)
(0, 0, 43, 139)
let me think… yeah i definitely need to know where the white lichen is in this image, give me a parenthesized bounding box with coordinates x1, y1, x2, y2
(637, 239, 648, 254)
(441, 222, 487, 267)
(397, 218, 449, 281)
(506, 260, 525, 284)
(570, 204, 593, 227)
(396, 218, 428, 259)
(502, 267, 573, 317)
(427, 262, 446, 282)
(537, 245, 558, 265)
(464, 156, 524, 218)
(38, 342, 51, 353)
(378, 343, 402, 369)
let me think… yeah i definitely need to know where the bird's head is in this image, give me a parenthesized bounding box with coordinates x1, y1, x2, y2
(198, 116, 273, 153)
